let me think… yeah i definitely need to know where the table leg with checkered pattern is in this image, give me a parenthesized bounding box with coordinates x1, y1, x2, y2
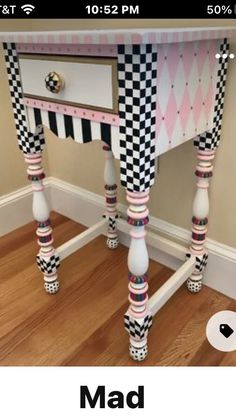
(125, 190, 153, 361)
(118, 44, 157, 360)
(3, 42, 60, 294)
(187, 38, 229, 293)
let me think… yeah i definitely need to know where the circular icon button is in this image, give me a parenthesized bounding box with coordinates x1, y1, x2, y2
(206, 310, 236, 352)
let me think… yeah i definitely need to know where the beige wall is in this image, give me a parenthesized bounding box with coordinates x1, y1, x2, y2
(0, 19, 236, 247)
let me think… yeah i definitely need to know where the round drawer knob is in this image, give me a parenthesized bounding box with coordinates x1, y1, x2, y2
(45, 71, 64, 94)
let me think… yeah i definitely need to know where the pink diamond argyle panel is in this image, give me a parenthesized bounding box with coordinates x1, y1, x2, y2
(155, 39, 219, 156)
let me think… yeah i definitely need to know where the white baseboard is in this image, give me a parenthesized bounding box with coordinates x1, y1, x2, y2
(0, 185, 32, 236)
(0, 181, 51, 236)
(1, 176, 236, 299)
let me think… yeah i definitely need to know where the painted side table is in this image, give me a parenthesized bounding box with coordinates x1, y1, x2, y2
(1, 27, 236, 361)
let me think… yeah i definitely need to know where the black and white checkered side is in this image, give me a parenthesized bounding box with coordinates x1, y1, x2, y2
(124, 313, 152, 340)
(3, 42, 45, 154)
(186, 252, 208, 273)
(102, 214, 118, 230)
(22, 127, 45, 154)
(36, 253, 60, 275)
(194, 38, 229, 151)
(108, 216, 117, 231)
(118, 44, 157, 192)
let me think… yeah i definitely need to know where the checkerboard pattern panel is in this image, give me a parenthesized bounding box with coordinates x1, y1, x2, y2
(3, 42, 45, 154)
(194, 38, 229, 151)
(186, 251, 208, 273)
(108, 216, 117, 231)
(102, 214, 118, 229)
(36, 253, 60, 275)
(22, 127, 45, 154)
(124, 313, 153, 340)
(118, 44, 157, 192)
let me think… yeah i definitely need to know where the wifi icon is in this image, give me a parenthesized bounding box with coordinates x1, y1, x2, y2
(21, 4, 35, 15)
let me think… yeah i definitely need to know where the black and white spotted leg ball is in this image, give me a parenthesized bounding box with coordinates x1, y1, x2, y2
(44, 280, 60, 294)
(186, 278, 202, 293)
(107, 237, 119, 249)
(129, 344, 148, 361)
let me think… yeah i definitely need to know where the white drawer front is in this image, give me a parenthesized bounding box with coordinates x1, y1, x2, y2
(19, 55, 118, 113)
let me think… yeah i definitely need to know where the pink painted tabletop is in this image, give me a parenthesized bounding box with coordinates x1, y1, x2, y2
(0, 27, 236, 45)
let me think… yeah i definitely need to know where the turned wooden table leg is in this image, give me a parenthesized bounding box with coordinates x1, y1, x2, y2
(117, 43, 157, 360)
(187, 38, 229, 293)
(124, 190, 152, 361)
(25, 153, 60, 294)
(187, 150, 214, 293)
(2, 43, 60, 294)
(103, 144, 119, 249)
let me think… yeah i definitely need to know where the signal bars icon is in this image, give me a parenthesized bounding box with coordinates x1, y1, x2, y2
(21, 4, 35, 15)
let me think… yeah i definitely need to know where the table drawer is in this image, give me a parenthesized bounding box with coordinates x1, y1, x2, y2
(19, 54, 118, 113)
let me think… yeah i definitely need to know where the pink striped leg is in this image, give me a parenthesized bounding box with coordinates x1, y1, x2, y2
(187, 150, 215, 293)
(25, 153, 60, 294)
(124, 190, 152, 361)
(103, 144, 119, 249)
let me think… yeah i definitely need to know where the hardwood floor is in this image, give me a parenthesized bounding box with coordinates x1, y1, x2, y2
(0, 212, 235, 366)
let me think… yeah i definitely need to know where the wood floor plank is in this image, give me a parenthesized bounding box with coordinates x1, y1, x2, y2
(219, 352, 236, 366)
(0, 239, 125, 364)
(0, 214, 86, 339)
(189, 300, 236, 366)
(156, 291, 232, 366)
(0, 212, 235, 366)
